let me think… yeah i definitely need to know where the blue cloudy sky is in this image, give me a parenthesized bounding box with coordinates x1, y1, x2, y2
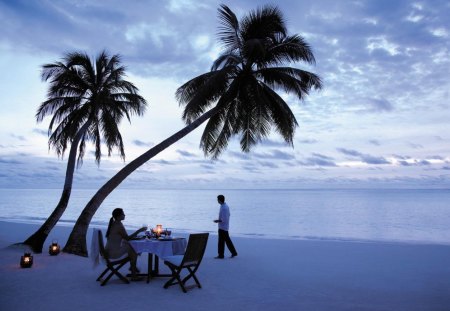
(0, 0, 449, 189)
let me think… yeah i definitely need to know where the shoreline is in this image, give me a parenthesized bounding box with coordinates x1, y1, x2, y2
(1, 218, 449, 248)
(1, 221, 450, 310)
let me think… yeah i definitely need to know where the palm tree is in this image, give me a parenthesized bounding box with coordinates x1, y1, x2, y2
(63, 4, 322, 256)
(21, 51, 147, 252)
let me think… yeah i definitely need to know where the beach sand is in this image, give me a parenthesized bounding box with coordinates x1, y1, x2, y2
(1, 221, 449, 311)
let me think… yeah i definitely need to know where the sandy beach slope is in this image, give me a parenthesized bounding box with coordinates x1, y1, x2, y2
(1, 221, 449, 311)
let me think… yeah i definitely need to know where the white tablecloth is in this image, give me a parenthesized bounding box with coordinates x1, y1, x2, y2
(129, 238, 186, 259)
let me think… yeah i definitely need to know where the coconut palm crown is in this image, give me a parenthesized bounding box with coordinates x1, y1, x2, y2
(177, 4, 322, 159)
(37, 50, 147, 165)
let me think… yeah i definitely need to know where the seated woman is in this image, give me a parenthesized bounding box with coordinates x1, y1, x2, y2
(105, 208, 146, 280)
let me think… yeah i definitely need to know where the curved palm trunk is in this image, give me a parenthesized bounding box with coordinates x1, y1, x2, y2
(20, 122, 90, 253)
(63, 107, 219, 256)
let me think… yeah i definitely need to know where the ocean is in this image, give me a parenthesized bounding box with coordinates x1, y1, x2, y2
(1, 188, 449, 245)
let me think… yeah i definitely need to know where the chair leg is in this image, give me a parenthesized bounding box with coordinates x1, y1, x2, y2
(99, 261, 130, 286)
(97, 268, 109, 281)
(163, 267, 187, 293)
(178, 274, 187, 293)
(181, 267, 201, 288)
(163, 266, 176, 288)
(114, 262, 130, 283)
(101, 272, 114, 286)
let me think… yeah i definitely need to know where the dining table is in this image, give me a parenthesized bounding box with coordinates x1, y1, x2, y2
(129, 237, 187, 283)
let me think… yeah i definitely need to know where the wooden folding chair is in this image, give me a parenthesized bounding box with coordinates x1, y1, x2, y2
(96, 230, 131, 286)
(163, 233, 209, 293)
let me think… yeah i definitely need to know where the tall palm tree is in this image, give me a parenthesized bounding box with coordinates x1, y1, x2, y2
(63, 4, 322, 256)
(21, 51, 147, 252)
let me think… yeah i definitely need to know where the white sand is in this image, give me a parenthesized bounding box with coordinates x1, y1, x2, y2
(1, 221, 449, 311)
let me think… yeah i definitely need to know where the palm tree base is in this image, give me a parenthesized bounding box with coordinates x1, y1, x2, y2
(63, 237, 88, 257)
(20, 229, 48, 253)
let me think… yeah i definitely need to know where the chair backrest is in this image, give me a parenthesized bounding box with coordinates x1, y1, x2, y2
(181, 233, 209, 266)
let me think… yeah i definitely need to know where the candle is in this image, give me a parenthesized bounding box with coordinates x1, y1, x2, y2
(156, 224, 162, 237)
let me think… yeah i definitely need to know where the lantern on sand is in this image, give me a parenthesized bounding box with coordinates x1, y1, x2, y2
(49, 240, 60, 256)
(20, 253, 33, 268)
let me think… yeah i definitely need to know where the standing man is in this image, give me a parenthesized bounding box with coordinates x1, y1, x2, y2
(214, 194, 238, 259)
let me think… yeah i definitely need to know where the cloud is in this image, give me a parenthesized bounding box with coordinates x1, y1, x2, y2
(398, 159, 432, 166)
(0, 0, 217, 79)
(258, 161, 279, 169)
(10, 134, 26, 141)
(392, 154, 410, 160)
(0, 158, 23, 164)
(369, 139, 381, 146)
(362, 98, 394, 112)
(33, 129, 48, 136)
(259, 138, 291, 148)
(44, 165, 61, 171)
(240, 163, 260, 173)
(428, 155, 444, 160)
(337, 148, 390, 165)
(337, 148, 361, 157)
(132, 140, 154, 147)
(176, 149, 197, 158)
(227, 151, 251, 160)
(298, 139, 318, 144)
(311, 153, 334, 161)
(298, 153, 337, 167)
(408, 142, 424, 149)
(166, 0, 209, 13)
(200, 163, 215, 170)
(154, 159, 173, 165)
(253, 150, 295, 161)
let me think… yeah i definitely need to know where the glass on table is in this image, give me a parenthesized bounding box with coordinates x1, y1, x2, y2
(142, 224, 150, 238)
(165, 228, 172, 237)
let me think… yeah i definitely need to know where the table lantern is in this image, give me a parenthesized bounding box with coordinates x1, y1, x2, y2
(48, 240, 60, 256)
(155, 224, 163, 237)
(20, 253, 33, 268)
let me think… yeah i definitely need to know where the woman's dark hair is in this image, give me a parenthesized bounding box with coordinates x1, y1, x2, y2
(106, 208, 124, 238)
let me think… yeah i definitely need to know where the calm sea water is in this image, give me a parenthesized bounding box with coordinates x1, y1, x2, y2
(0, 188, 449, 245)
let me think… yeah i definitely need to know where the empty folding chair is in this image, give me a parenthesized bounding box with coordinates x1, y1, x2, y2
(163, 233, 209, 293)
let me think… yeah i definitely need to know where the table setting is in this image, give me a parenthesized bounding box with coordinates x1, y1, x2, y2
(129, 224, 187, 282)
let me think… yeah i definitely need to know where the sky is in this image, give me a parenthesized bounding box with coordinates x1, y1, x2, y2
(0, 0, 449, 190)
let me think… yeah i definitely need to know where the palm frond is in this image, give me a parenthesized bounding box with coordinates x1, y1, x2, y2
(202, 105, 237, 159)
(210, 52, 241, 71)
(257, 67, 322, 100)
(178, 68, 233, 122)
(260, 83, 298, 145)
(200, 79, 241, 158)
(234, 80, 272, 152)
(217, 4, 241, 50)
(265, 34, 316, 66)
